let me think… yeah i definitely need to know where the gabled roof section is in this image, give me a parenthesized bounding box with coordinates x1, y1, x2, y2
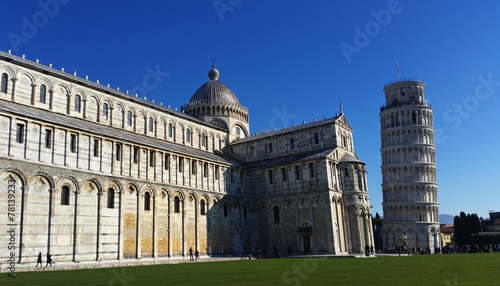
(335, 114, 353, 132)
(0, 100, 244, 168)
(245, 148, 334, 169)
(232, 115, 341, 145)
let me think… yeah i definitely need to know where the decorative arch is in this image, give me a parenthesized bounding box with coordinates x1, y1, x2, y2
(36, 77, 54, 92)
(70, 87, 87, 100)
(102, 179, 121, 193)
(1, 65, 16, 78)
(257, 201, 268, 211)
(81, 179, 102, 196)
(21, 71, 35, 85)
(125, 183, 139, 196)
(27, 171, 54, 190)
(55, 176, 79, 193)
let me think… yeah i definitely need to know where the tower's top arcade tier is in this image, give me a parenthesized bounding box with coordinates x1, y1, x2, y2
(381, 79, 430, 112)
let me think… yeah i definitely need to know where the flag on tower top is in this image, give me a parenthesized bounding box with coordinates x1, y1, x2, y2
(396, 61, 400, 80)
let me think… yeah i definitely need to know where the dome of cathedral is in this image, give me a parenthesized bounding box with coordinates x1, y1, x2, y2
(187, 66, 242, 107)
(182, 65, 249, 124)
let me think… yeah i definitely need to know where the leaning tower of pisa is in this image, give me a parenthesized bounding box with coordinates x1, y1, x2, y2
(379, 78, 440, 252)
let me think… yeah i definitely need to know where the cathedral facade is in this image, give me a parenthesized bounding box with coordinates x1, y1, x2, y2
(0, 50, 373, 266)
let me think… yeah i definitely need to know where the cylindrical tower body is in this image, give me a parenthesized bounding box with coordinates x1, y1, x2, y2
(379, 79, 440, 253)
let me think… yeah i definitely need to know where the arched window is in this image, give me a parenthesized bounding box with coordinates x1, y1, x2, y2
(186, 129, 191, 143)
(268, 170, 273, 184)
(61, 186, 70, 205)
(144, 192, 151, 211)
(308, 163, 315, 178)
(294, 165, 300, 180)
(344, 168, 349, 177)
(290, 138, 295, 150)
(200, 200, 206, 215)
(357, 170, 363, 190)
(412, 112, 417, 125)
(243, 205, 248, 219)
(127, 111, 133, 126)
(107, 188, 115, 209)
(224, 202, 229, 217)
(1, 73, 8, 93)
(314, 132, 319, 144)
(102, 103, 109, 120)
(174, 196, 180, 213)
(168, 123, 173, 138)
(148, 117, 154, 132)
(201, 133, 206, 147)
(74, 95, 81, 113)
(40, 84, 46, 103)
(273, 205, 280, 223)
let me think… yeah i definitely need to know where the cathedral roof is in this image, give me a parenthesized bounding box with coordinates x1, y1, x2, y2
(245, 149, 334, 169)
(340, 153, 364, 164)
(0, 100, 244, 168)
(187, 66, 242, 107)
(232, 115, 341, 145)
(0, 51, 226, 131)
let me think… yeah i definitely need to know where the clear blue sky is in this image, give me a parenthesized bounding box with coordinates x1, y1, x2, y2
(2, 0, 499, 219)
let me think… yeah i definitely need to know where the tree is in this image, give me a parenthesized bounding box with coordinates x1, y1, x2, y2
(454, 211, 481, 245)
(372, 212, 383, 250)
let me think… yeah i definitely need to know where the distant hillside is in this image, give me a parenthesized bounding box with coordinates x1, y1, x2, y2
(439, 214, 454, 225)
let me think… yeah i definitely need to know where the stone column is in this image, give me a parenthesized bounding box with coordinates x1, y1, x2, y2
(10, 77, 17, 101)
(182, 198, 186, 257)
(310, 200, 317, 254)
(342, 204, 350, 253)
(137, 192, 142, 259)
(154, 120, 158, 138)
(168, 196, 172, 257)
(282, 204, 287, 255)
(118, 190, 124, 260)
(195, 197, 199, 256)
(30, 83, 37, 105)
(109, 107, 114, 126)
(96, 191, 103, 261)
(72, 189, 79, 262)
(66, 93, 72, 115)
(48, 89, 54, 110)
(83, 98, 87, 119)
(47, 188, 54, 254)
(153, 195, 157, 258)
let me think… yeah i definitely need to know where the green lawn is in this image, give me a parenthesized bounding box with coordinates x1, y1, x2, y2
(2, 253, 499, 285)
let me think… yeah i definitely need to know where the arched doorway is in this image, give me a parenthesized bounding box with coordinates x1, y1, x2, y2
(298, 221, 312, 253)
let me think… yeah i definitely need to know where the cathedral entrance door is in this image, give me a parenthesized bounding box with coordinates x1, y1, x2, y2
(303, 236, 312, 253)
(395, 237, 404, 247)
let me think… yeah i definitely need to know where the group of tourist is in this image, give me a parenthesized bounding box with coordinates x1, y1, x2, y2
(189, 247, 200, 261)
(35, 252, 52, 269)
(443, 244, 498, 254)
(381, 244, 499, 255)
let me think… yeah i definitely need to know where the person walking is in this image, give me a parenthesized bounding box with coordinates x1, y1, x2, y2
(195, 249, 199, 260)
(44, 253, 52, 269)
(36, 252, 43, 267)
(189, 247, 194, 261)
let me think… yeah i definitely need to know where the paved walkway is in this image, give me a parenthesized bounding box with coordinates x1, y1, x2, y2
(1, 256, 245, 273)
(2, 254, 374, 273)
